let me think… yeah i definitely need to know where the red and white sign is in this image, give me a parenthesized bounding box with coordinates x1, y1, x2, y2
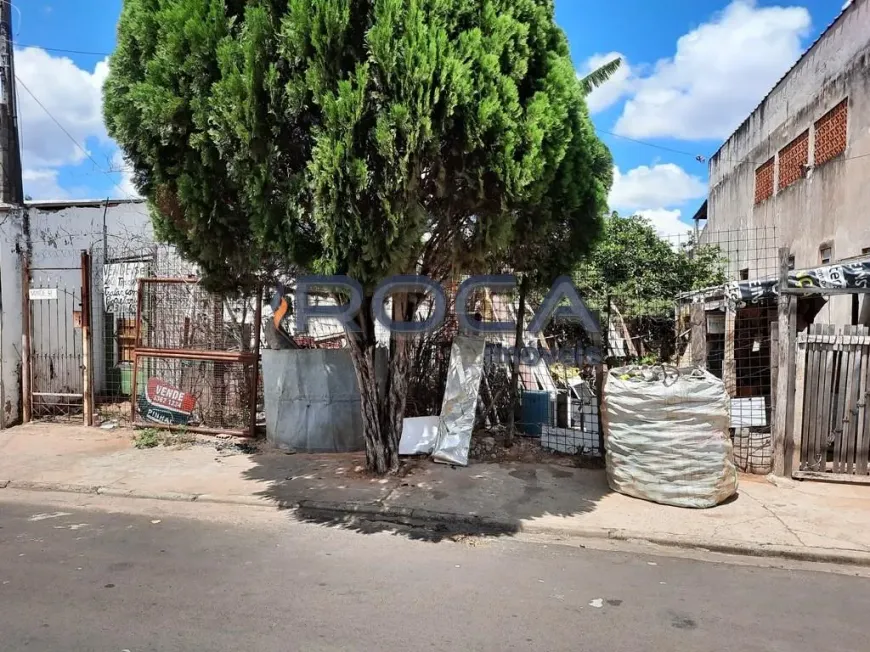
(145, 378, 196, 415)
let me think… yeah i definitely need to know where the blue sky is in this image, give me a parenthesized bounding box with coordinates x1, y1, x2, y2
(15, 0, 849, 235)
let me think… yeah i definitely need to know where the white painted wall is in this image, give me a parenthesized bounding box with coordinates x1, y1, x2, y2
(0, 200, 154, 425)
(29, 201, 153, 402)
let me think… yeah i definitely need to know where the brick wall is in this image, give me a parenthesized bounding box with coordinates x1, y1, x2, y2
(754, 158, 774, 204)
(814, 99, 848, 165)
(778, 130, 809, 190)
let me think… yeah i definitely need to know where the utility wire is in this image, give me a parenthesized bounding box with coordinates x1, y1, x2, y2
(17, 43, 111, 57)
(598, 126, 870, 168)
(596, 128, 705, 161)
(15, 74, 135, 200)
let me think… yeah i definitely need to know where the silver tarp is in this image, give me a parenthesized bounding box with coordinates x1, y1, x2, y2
(432, 335, 486, 466)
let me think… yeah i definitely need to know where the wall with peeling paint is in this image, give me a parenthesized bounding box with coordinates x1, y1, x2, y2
(0, 207, 27, 427)
(704, 0, 870, 325)
(0, 199, 153, 426)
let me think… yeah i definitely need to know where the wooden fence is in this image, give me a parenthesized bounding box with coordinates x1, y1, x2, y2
(793, 324, 870, 482)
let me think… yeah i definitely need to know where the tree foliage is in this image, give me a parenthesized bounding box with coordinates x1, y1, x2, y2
(104, 0, 613, 472)
(571, 212, 727, 363)
(577, 212, 727, 319)
(579, 57, 621, 95)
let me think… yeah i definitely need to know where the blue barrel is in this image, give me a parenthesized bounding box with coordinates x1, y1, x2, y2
(521, 390, 551, 437)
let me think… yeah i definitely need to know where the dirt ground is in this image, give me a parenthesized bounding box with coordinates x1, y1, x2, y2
(468, 426, 604, 468)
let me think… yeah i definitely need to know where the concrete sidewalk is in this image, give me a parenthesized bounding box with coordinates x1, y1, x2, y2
(3, 423, 870, 564)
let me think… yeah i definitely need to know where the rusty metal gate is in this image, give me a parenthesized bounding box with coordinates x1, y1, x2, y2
(793, 324, 870, 482)
(22, 252, 93, 423)
(130, 277, 260, 436)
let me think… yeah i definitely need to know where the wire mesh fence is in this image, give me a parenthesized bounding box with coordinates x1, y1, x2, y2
(88, 243, 262, 433)
(461, 225, 783, 464)
(129, 278, 259, 434)
(404, 282, 460, 419)
(469, 285, 603, 459)
(258, 224, 782, 463)
(132, 355, 255, 433)
(22, 219, 787, 466)
(26, 238, 264, 432)
(676, 226, 780, 473)
(90, 245, 155, 423)
(137, 279, 254, 353)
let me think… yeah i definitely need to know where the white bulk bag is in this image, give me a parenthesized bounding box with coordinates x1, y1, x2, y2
(602, 366, 738, 508)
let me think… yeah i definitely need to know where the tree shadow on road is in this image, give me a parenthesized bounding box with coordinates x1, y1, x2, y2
(242, 447, 611, 543)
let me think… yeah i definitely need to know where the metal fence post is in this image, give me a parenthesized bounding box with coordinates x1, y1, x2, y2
(773, 247, 796, 476)
(21, 255, 31, 424)
(80, 250, 94, 426)
(249, 285, 263, 438)
(690, 303, 707, 368)
(130, 278, 144, 424)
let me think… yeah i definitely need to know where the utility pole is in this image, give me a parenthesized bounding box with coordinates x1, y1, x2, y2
(0, 0, 23, 205)
(0, 1, 24, 431)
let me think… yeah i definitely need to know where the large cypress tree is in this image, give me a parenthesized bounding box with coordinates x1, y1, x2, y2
(104, 0, 613, 473)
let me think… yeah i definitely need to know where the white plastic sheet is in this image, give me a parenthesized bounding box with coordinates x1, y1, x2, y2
(602, 366, 738, 508)
(399, 416, 440, 456)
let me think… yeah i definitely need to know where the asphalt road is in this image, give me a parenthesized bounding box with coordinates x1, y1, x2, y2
(1, 494, 869, 652)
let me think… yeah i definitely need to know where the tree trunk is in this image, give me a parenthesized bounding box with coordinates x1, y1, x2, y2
(345, 293, 416, 475)
(348, 333, 393, 473)
(382, 293, 415, 461)
(505, 274, 529, 448)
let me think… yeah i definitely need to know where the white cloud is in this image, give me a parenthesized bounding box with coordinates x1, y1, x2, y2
(112, 151, 141, 198)
(636, 208, 692, 237)
(22, 168, 69, 200)
(613, 0, 811, 140)
(580, 52, 634, 114)
(15, 46, 110, 169)
(609, 163, 706, 211)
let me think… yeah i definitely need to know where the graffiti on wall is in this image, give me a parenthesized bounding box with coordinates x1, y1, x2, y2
(104, 262, 148, 315)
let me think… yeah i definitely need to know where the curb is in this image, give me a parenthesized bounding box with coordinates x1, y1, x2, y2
(97, 488, 197, 502)
(2, 481, 282, 508)
(196, 493, 275, 506)
(3, 481, 870, 567)
(8, 480, 101, 494)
